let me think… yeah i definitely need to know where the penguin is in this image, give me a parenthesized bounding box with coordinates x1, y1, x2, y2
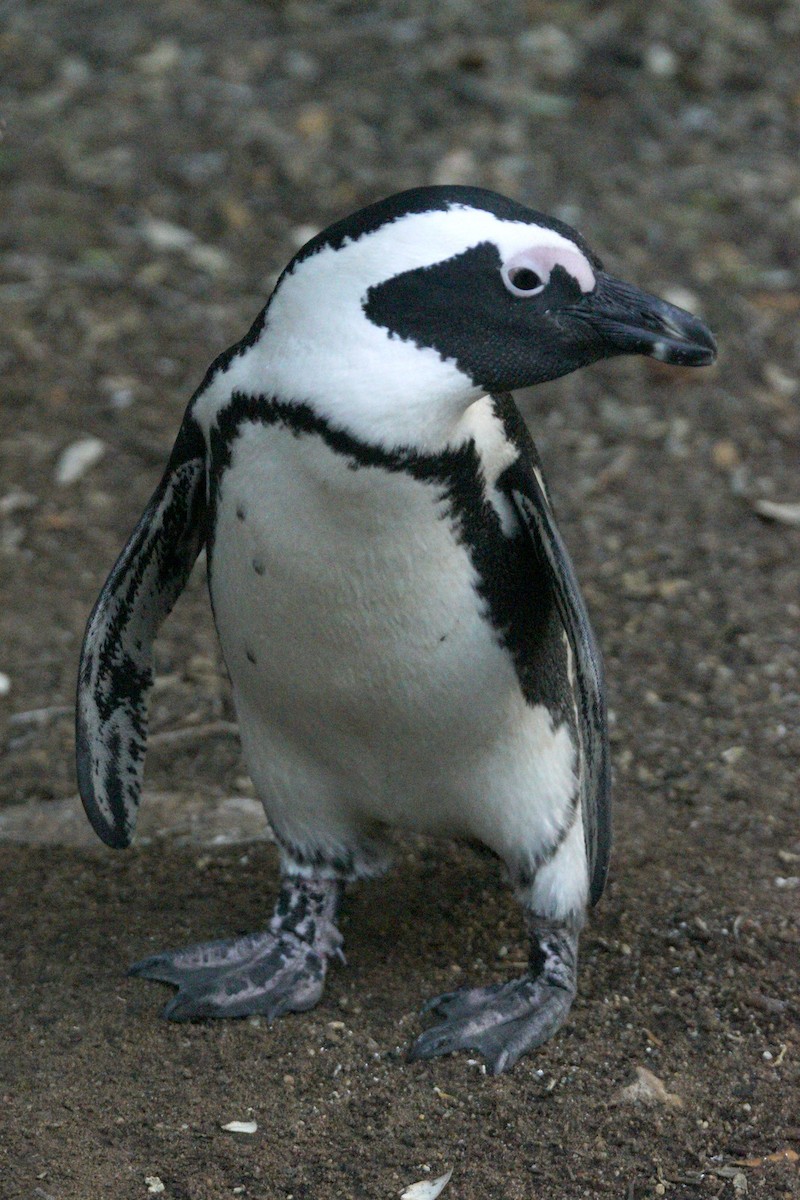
(76, 186, 716, 1074)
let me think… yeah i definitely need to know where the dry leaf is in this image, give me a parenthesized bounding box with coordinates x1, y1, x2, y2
(612, 1066, 684, 1109)
(400, 1168, 453, 1199)
(734, 1148, 799, 1168)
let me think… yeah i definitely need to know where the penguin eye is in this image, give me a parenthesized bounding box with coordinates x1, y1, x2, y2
(508, 267, 543, 292)
(501, 252, 549, 298)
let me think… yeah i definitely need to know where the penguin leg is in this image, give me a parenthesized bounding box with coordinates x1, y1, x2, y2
(408, 913, 579, 1074)
(408, 816, 588, 1074)
(129, 874, 344, 1022)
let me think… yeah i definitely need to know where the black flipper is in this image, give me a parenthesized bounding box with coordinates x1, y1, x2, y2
(76, 411, 207, 848)
(497, 404, 611, 906)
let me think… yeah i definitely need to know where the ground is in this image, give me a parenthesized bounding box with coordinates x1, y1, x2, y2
(1, 1, 799, 1198)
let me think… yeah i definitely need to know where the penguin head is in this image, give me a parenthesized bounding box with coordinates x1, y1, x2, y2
(261, 186, 716, 445)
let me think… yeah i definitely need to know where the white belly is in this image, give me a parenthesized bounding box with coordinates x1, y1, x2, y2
(209, 419, 576, 865)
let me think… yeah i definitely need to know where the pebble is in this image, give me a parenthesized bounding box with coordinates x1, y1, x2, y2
(136, 40, 181, 75)
(221, 1119, 257, 1134)
(401, 1168, 453, 1200)
(0, 672, 11, 697)
(612, 1066, 684, 1109)
(140, 218, 197, 252)
(763, 363, 797, 397)
(290, 224, 321, 249)
(661, 285, 701, 314)
(518, 25, 578, 80)
(55, 437, 105, 485)
(432, 148, 478, 186)
(101, 375, 137, 409)
(0, 490, 37, 516)
(711, 439, 740, 470)
(186, 244, 231, 274)
(645, 44, 678, 78)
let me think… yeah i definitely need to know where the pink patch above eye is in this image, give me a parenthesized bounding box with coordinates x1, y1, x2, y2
(502, 246, 596, 296)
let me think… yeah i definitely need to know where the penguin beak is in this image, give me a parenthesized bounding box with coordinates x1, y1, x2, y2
(579, 272, 717, 367)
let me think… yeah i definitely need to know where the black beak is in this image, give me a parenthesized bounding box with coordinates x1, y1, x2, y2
(579, 272, 717, 367)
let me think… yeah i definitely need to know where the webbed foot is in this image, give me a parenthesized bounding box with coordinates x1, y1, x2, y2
(129, 876, 343, 1022)
(408, 921, 578, 1074)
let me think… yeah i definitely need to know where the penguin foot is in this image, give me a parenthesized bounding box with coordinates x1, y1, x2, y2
(128, 875, 344, 1022)
(408, 922, 578, 1074)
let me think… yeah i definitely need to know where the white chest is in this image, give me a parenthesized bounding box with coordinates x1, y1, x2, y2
(209, 419, 516, 740)
(203, 412, 577, 866)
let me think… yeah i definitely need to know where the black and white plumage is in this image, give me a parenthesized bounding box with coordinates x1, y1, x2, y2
(76, 186, 716, 1072)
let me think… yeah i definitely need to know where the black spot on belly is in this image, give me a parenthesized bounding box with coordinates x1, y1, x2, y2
(246, 646, 257, 664)
(252, 558, 265, 575)
(236, 504, 246, 521)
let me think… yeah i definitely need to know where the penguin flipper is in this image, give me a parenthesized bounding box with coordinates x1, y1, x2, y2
(76, 412, 207, 848)
(500, 450, 611, 907)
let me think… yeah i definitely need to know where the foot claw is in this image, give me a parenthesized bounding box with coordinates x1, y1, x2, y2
(410, 973, 576, 1073)
(129, 876, 344, 1022)
(131, 932, 328, 1021)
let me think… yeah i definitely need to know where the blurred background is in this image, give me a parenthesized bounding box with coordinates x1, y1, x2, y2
(1, 2, 798, 1198)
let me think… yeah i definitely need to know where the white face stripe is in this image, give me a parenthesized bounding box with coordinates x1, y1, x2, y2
(285, 203, 593, 291)
(195, 205, 594, 451)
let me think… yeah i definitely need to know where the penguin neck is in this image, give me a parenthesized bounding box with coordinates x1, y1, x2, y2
(226, 318, 484, 454)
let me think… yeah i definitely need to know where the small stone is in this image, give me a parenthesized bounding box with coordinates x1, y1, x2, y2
(101, 375, 137, 410)
(661, 286, 700, 314)
(645, 44, 678, 77)
(656, 578, 689, 600)
(752, 499, 800, 527)
(518, 25, 578, 80)
(140, 218, 196, 252)
(221, 1119, 257, 1134)
(612, 1066, 684, 1109)
(401, 1168, 453, 1200)
(283, 49, 319, 80)
(775, 876, 800, 889)
(0, 490, 37, 516)
(295, 103, 332, 140)
(763, 363, 798, 397)
(0, 672, 11, 697)
(55, 437, 105, 485)
(711, 440, 740, 470)
(137, 40, 181, 75)
(290, 224, 320, 249)
(432, 148, 478, 186)
(721, 746, 745, 765)
(187, 244, 231, 274)
(145, 1178, 165, 1195)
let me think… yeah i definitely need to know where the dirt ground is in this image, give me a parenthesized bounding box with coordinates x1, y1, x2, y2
(1, 1, 799, 1197)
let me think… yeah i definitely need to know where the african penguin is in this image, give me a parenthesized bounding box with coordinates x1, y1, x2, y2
(76, 186, 716, 1074)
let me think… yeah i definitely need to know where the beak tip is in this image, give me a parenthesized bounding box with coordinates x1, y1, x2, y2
(651, 330, 717, 368)
(590, 272, 718, 370)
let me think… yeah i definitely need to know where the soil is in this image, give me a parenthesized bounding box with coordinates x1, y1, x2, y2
(1, 1, 799, 1198)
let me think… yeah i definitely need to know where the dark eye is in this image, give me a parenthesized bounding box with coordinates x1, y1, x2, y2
(507, 267, 543, 292)
(501, 255, 549, 297)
